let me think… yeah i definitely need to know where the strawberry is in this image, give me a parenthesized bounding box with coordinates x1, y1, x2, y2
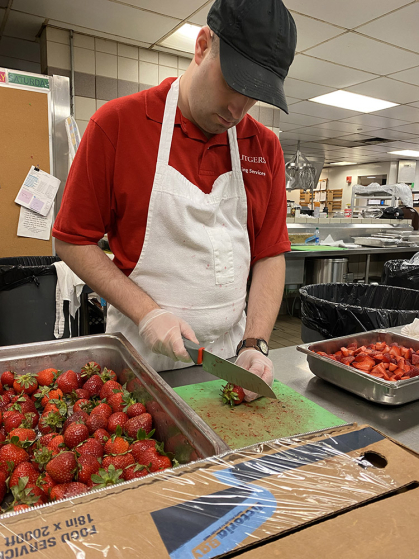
(73, 399, 91, 413)
(86, 413, 108, 435)
(40, 388, 63, 408)
(46, 452, 77, 484)
(36, 368, 58, 386)
(74, 388, 90, 400)
(100, 367, 117, 382)
(47, 435, 66, 456)
(0, 430, 6, 444)
(130, 439, 157, 464)
(102, 453, 134, 471)
(38, 411, 64, 434)
(1, 370, 15, 388)
(107, 412, 128, 434)
(123, 463, 150, 481)
(39, 433, 59, 447)
(10, 477, 44, 508)
(124, 413, 153, 438)
(4, 411, 24, 433)
(36, 471, 56, 496)
(77, 455, 100, 484)
(0, 443, 29, 473)
(63, 422, 89, 449)
(90, 402, 112, 420)
(50, 482, 88, 501)
(9, 462, 39, 488)
(13, 374, 38, 395)
(81, 361, 101, 379)
(56, 370, 79, 394)
(10, 394, 37, 414)
(221, 383, 245, 407)
(0, 393, 11, 410)
(13, 504, 30, 511)
(9, 428, 37, 443)
(93, 429, 110, 445)
(125, 402, 146, 418)
(78, 438, 104, 459)
(62, 410, 89, 433)
(104, 433, 129, 455)
(90, 464, 124, 488)
(21, 412, 39, 429)
(99, 380, 122, 401)
(0, 471, 6, 502)
(83, 375, 104, 397)
(140, 448, 172, 472)
(106, 391, 125, 413)
(32, 446, 53, 471)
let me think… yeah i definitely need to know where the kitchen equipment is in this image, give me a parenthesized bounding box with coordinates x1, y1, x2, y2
(0, 333, 229, 459)
(174, 379, 346, 449)
(313, 258, 348, 283)
(183, 337, 276, 399)
(297, 330, 419, 405)
(351, 236, 398, 247)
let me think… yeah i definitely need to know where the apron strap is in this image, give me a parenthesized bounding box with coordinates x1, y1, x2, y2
(227, 126, 241, 175)
(156, 78, 180, 166)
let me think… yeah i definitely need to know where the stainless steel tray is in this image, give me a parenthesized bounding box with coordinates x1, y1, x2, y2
(0, 333, 229, 460)
(297, 330, 419, 406)
(351, 236, 398, 247)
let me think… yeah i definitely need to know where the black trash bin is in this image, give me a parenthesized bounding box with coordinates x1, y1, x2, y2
(381, 258, 419, 291)
(299, 283, 419, 343)
(0, 256, 78, 346)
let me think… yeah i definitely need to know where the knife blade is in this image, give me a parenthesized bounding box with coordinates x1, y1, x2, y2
(182, 337, 277, 399)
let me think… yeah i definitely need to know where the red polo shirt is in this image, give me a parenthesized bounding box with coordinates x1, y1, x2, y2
(53, 78, 290, 275)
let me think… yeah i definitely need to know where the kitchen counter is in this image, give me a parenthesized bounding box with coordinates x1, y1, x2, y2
(160, 327, 419, 452)
(286, 246, 419, 258)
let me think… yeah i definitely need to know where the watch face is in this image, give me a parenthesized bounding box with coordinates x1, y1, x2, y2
(259, 340, 269, 354)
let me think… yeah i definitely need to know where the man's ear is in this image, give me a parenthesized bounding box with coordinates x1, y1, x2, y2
(194, 26, 212, 66)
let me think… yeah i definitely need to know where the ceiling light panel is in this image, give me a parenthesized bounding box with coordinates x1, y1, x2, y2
(310, 90, 398, 113)
(388, 150, 419, 157)
(159, 23, 200, 53)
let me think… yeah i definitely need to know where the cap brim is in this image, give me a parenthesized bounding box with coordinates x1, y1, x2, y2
(219, 38, 289, 114)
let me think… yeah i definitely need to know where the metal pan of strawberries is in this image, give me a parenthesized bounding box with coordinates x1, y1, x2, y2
(297, 330, 419, 406)
(0, 333, 228, 515)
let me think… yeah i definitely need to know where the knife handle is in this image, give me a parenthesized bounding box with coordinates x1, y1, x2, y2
(182, 336, 204, 365)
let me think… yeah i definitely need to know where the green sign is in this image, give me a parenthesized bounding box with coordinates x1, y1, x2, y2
(8, 72, 49, 90)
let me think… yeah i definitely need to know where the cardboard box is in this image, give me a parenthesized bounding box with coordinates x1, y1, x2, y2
(0, 424, 418, 559)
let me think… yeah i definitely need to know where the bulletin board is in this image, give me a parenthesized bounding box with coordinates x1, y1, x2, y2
(0, 83, 52, 257)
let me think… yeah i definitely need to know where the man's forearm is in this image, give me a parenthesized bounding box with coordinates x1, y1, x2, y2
(55, 239, 159, 326)
(244, 254, 286, 342)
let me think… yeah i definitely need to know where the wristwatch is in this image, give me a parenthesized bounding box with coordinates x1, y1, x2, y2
(236, 338, 269, 357)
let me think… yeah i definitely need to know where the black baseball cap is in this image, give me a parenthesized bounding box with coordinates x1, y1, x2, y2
(207, 0, 297, 113)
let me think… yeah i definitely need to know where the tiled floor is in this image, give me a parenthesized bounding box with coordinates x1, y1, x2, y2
(270, 315, 303, 349)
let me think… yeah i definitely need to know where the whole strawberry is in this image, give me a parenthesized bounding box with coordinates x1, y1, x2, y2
(78, 438, 104, 459)
(86, 413, 108, 435)
(0, 443, 29, 474)
(11, 394, 37, 415)
(22, 411, 39, 429)
(73, 399, 91, 413)
(106, 391, 125, 413)
(99, 380, 121, 400)
(40, 388, 64, 408)
(77, 455, 100, 484)
(123, 463, 150, 481)
(13, 374, 38, 395)
(73, 388, 90, 400)
(50, 482, 88, 501)
(9, 462, 39, 488)
(9, 428, 37, 443)
(90, 464, 124, 488)
(37, 471, 56, 496)
(38, 411, 64, 435)
(107, 412, 128, 434)
(81, 361, 101, 379)
(141, 449, 172, 473)
(93, 429, 110, 445)
(90, 402, 112, 420)
(101, 367, 117, 382)
(0, 471, 7, 502)
(102, 453, 134, 471)
(46, 452, 77, 484)
(130, 439, 157, 464)
(64, 422, 89, 449)
(36, 368, 58, 386)
(4, 411, 24, 433)
(126, 402, 146, 418)
(104, 432, 129, 455)
(1, 370, 15, 388)
(124, 413, 153, 439)
(221, 383, 245, 407)
(83, 375, 104, 397)
(47, 434, 66, 456)
(56, 370, 79, 394)
(62, 410, 89, 433)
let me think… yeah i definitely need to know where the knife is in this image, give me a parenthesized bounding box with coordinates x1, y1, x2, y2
(182, 337, 277, 399)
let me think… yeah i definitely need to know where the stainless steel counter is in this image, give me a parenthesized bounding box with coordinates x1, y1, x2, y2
(159, 327, 419, 452)
(285, 246, 419, 258)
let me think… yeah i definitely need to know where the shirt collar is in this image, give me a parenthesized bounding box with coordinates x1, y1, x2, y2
(145, 77, 258, 144)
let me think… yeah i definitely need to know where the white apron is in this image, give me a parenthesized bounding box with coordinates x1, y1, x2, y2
(106, 78, 251, 371)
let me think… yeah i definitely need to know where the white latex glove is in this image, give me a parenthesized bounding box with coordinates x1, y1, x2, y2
(138, 309, 199, 363)
(235, 349, 274, 402)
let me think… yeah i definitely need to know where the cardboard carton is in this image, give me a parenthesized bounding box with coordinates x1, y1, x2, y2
(0, 424, 417, 559)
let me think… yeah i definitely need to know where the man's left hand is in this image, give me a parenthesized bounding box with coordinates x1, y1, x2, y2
(235, 349, 274, 402)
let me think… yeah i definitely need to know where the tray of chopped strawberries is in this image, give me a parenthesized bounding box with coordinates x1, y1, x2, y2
(297, 330, 419, 405)
(0, 333, 228, 515)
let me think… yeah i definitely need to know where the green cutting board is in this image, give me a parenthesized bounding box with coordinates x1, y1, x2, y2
(174, 379, 346, 449)
(291, 245, 348, 251)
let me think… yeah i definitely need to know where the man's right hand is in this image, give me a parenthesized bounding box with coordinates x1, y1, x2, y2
(138, 309, 199, 363)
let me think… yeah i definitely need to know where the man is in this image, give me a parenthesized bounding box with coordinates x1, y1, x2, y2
(53, 0, 297, 401)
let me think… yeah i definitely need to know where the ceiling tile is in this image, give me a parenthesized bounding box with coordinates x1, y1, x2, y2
(408, 102, 419, 109)
(288, 54, 377, 88)
(345, 77, 419, 104)
(13, 0, 180, 45)
(276, 122, 306, 132)
(361, 128, 419, 141)
(292, 127, 343, 139)
(279, 112, 329, 127)
(121, 0, 204, 20)
(306, 32, 419, 75)
(290, 100, 361, 120)
(358, 3, 419, 54)
(0, 36, 40, 62)
(389, 123, 419, 134)
(389, 66, 419, 87)
(284, 77, 335, 101)
(315, 120, 377, 133)
(372, 104, 419, 121)
(341, 114, 409, 128)
(284, 0, 410, 29)
(291, 12, 343, 52)
(4, 11, 44, 40)
(189, 1, 214, 25)
(278, 131, 328, 142)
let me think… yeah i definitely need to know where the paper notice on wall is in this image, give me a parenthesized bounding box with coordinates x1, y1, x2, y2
(14, 166, 60, 217)
(65, 116, 81, 163)
(17, 205, 54, 240)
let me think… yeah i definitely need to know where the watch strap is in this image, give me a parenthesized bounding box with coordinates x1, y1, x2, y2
(236, 338, 269, 356)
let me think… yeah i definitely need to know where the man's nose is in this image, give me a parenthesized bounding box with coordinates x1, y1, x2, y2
(227, 93, 256, 120)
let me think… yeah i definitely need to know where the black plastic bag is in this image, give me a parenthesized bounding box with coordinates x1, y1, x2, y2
(381, 259, 419, 291)
(300, 283, 419, 340)
(0, 256, 60, 291)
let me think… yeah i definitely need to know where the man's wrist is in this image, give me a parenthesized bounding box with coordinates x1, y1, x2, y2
(236, 338, 269, 356)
